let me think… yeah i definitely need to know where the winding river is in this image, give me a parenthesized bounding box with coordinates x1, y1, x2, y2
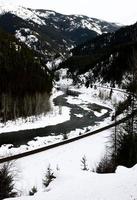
(0, 90, 112, 147)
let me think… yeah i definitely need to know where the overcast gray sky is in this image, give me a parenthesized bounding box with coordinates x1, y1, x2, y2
(0, 0, 137, 25)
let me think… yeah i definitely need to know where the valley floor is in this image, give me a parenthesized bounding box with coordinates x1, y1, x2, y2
(1, 81, 135, 200)
(0, 85, 118, 157)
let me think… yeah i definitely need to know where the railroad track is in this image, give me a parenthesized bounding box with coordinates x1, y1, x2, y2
(0, 109, 137, 164)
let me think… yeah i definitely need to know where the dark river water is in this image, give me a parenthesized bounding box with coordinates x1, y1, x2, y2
(0, 90, 112, 147)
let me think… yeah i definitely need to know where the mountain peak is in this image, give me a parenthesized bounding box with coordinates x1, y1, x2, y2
(0, 3, 45, 25)
(0, 4, 121, 60)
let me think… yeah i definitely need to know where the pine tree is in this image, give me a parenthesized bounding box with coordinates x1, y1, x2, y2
(81, 155, 88, 171)
(43, 165, 56, 187)
(0, 163, 17, 200)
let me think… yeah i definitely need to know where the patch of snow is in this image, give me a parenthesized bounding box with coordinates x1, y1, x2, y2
(66, 96, 88, 105)
(15, 30, 26, 42)
(81, 19, 102, 34)
(15, 29, 38, 47)
(35, 10, 56, 19)
(74, 114, 83, 118)
(46, 61, 52, 70)
(47, 58, 63, 70)
(27, 35, 38, 43)
(94, 109, 108, 117)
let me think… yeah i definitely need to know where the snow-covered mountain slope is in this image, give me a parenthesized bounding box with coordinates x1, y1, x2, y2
(59, 22, 137, 89)
(0, 4, 45, 25)
(0, 3, 120, 60)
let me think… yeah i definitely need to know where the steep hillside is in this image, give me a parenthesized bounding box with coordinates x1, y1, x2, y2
(0, 4, 120, 60)
(59, 22, 137, 89)
(0, 28, 52, 122)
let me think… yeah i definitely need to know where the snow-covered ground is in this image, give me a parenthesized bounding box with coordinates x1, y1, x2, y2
(1, 69, 135, 200)
(5, 128, 112, 196)
(56, 68, 127, 109)
(3, 127, 137, 200)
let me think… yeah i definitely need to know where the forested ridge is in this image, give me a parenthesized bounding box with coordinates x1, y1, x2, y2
(59, 22, 137, 86)
(0, 28, 53, 122)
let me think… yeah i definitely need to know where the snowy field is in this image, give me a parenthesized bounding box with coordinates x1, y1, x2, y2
(3, 127, 137, 200)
